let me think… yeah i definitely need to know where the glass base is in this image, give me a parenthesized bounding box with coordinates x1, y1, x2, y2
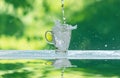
(55, 49, 67, 53)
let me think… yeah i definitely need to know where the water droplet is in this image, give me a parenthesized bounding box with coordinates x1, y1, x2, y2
(9, 20, 13, 23)
(105, 44, 108, 47)
(104, 60, 108, 61)
(116, 14, 119, 17)
(63, 17, 66, 20)
(61, 0, 64, 4)
(97, 48, 100, 50)
(112, 38, 115, 40)
(112, 47, 116, 49)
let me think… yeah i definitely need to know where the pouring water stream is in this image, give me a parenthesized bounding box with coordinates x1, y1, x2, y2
(61, 0, 66, 24)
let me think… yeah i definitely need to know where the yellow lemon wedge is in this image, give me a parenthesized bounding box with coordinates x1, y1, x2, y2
(45, 31, 53, 42)
(45, 61, 53, 65)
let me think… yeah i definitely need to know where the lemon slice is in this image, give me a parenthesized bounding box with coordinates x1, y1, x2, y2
(45, 31, 53, 42)
(46, 61, 53, 65)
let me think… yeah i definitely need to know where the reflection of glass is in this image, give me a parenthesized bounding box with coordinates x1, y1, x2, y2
(45, 20, 77, 53)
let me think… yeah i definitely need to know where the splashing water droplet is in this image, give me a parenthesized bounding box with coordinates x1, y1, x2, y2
(105, 44, 108, 48)
(112, 38, 115, 41)
(112, 47, 116, 49)
(104, 60, 108, 61)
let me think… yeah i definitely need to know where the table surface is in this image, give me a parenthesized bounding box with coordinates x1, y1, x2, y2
(0, 50, 120, 59)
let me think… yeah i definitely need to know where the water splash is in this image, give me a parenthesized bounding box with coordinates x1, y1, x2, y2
(52, 20, 77, 52)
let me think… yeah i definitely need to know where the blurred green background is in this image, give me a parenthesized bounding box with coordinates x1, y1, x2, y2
(0, 0, 120, 78)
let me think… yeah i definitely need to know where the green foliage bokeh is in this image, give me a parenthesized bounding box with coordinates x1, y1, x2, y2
(0, 0, 120, 78)
(0, 0, 120, 50)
